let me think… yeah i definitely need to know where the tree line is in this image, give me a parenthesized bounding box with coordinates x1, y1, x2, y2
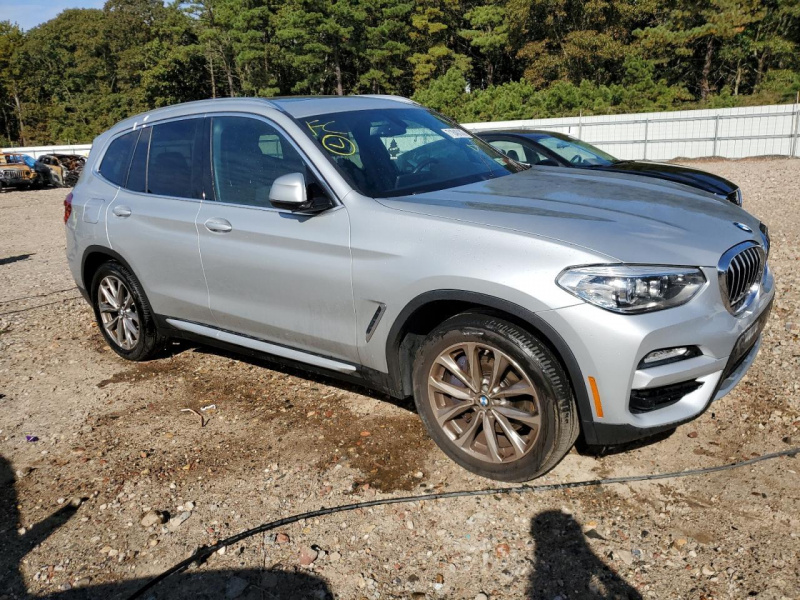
(1, 0, 799, 146)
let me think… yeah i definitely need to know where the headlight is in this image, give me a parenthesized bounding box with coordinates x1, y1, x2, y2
(557, 265, 706, 314)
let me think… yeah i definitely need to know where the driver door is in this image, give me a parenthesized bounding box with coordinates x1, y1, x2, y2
(195, 115, 358, 363)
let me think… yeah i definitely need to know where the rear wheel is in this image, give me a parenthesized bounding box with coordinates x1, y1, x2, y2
(412, 313, 579, 482)
(91, 261, 165, 361)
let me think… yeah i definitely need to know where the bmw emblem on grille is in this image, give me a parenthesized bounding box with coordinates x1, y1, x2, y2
(733, 222, 753, 233)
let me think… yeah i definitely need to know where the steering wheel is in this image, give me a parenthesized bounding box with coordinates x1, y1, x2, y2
(412, 157, 437, 174)
(570, 154, 584, 165)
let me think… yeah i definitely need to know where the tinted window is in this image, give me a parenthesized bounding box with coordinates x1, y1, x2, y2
(211, 116, 308, 207)
(99, 130, 138, 186)
(127, 127, 151, 193)
(300, 108, 525, 198)
(147, 119, 202, 198)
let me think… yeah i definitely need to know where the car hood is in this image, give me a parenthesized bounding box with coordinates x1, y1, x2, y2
(589, 160, 737, 197)
(378, 167, 762, 266)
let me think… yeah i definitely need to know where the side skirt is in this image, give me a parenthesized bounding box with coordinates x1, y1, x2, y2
(167, 318, 357, 374)
(155, 315, 397, 398)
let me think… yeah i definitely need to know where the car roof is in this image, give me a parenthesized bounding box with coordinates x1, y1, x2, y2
(108, 95, 420, 136)
(271, 95, 419, 118)
(478, 129, 571, 141)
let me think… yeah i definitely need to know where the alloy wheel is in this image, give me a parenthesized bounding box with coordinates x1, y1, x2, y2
(427, 342, 542, 464)
(97, 275, 140, 350)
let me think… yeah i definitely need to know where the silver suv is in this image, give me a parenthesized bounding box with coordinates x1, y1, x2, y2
(65, 96, 774, 482)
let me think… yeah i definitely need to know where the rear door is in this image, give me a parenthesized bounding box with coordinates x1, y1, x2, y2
(105, 118, 213, 324)
(195, 114, 357, 362)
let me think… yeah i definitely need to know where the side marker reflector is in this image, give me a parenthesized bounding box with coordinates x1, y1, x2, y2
(588, 376, 603, 418)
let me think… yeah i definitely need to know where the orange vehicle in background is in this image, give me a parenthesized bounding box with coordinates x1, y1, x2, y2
(0, 153, 37, 189)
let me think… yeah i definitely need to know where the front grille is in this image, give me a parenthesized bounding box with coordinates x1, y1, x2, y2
(0, 169, 22, 180)
(719, 243, 764, 315)
(630, 380, 703, 414)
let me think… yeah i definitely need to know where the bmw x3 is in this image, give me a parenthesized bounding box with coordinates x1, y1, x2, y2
(65, 96, 774, 481)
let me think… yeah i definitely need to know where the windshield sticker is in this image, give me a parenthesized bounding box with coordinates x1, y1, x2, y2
(321, 134, 356, 156)
(440, 128, 472, 139)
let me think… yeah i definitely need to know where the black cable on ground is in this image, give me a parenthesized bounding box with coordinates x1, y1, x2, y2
(125, 446, 799, 600)
(0, 286, 77, 305)
(0, 294, 81, 317)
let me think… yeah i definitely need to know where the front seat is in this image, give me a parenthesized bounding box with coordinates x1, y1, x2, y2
(506, 149, 520, 161)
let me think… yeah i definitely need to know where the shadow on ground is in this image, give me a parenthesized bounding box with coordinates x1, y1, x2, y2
(3, 451, 644, 599)
(0, 254, 34, 267)
(527, 510, 643, 599)
(164, 338, 416, 413)
(0, 455, 333, 600)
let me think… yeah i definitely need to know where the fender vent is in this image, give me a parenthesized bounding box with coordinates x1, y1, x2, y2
(365, 303, 386, 342)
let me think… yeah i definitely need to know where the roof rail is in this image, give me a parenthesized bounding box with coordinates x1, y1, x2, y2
(360, 94, 419, 106)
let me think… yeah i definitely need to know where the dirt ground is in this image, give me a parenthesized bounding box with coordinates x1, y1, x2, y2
(1, 159, 798, 600)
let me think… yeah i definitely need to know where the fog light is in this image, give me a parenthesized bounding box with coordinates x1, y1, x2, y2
(638, 346, 700, 369)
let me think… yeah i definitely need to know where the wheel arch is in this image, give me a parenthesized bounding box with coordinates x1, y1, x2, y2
(81, 245, 138, 299)
(384, 290, 598, 443)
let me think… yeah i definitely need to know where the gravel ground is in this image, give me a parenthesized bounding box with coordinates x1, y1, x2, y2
(1, 159, 798, 600)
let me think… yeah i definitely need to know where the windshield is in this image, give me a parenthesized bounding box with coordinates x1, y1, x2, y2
(536, 135, 618, 166)
(298, 107, 525, 198)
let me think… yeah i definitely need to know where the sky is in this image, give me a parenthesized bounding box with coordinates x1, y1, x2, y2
(0, 0, 106, 31)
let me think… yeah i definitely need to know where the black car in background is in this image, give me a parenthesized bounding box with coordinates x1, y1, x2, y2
(477, 130, 743, 206)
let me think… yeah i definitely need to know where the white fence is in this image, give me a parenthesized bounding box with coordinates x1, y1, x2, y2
(1, 144, 92, 159)
(4, 103, 800, 161)
(465, 103, 800, 161)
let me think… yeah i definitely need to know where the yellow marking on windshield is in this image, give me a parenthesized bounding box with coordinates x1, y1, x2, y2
(321, 134, 356, 156)
(306, 119, 346, 137)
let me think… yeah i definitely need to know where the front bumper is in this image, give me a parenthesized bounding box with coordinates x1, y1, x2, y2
(539, 264, 774, 445)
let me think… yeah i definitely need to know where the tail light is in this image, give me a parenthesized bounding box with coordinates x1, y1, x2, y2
(64, 192, 73, 224)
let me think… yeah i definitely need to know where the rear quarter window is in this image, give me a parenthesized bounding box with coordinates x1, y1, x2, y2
(99, 130, 139, 186)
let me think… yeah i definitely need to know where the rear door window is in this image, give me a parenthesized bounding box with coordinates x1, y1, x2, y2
(99, 130, 138, 186)
(147, 119, 203, 199)
(126, 127, 151, 193)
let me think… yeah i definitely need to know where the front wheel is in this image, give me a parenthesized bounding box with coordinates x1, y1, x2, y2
(412, 313, 579, 482)
(91, 261, 165, 361)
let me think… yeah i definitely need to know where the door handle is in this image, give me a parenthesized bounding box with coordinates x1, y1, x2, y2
(204, 218, 233, 233)
(112, 205, 132, 218)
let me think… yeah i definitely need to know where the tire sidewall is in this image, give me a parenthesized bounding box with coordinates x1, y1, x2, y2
(413, 314, 570, 482)
(91, 262, 156, 361)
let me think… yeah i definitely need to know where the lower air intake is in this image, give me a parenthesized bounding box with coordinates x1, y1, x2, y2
(629, 380, 703, 414)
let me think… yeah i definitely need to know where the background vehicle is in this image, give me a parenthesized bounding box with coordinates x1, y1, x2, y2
(36, 154, 67, 187)
(0, 153, 38, 189)
(65, 96, 772, 482)
(49, 154, 86, 186)
(478, 130, 743, 206)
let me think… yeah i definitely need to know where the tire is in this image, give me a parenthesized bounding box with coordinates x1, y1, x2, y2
(412, 313, 579, 482)
(91, 261, 166, 361)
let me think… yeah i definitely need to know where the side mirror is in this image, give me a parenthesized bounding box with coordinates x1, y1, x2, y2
(269, 172, 308, 210)
(269, 172, 333, 214)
